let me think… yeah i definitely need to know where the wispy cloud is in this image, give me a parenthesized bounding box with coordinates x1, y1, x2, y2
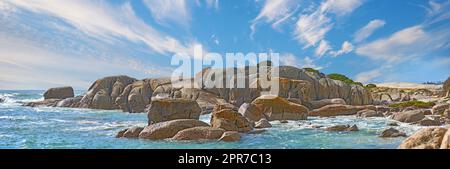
(280, 53, 327, 70)
(355, 69, 382, 83)
(330, 41, 354, 57)
(251, 0, 298, 37)
(294, 0, 363, 49)
(353, 19, 386, 43)
(6, 0, 202, 56)
(143, 0, 190, 27)
(315, 40, 332, 57)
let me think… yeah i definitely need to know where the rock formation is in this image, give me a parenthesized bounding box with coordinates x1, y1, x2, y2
(146, 98, 202, 124)
(239, 95, 308, 122)
(399, 127, 448, 149)
(43, 86, 74, 100)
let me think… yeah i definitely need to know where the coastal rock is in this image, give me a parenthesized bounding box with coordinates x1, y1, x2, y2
(432, 103, 450, 115)
(138, 119, 209, 140)
(219, 131, 241, 142)
(309, 104, 375, 117)
(379, 128, 406, 137)
(325, 124, 359, 132)
(79, 75, 137, 110)
(210, 109, 253, 132)
(417, 118, 442, 126)
(309, 98, 346, 109)
(23, 99, 60, 107)
(116, 126, 144, 138)
(255, 118, 272, 128)
(43, 86, 74, 100)
(0, 98, 4, 103)
(56, 96, 82, 108)
(444, 77, 450, 97)
(357, 109, 383, 118)
(392, 110, 425, 123)
(239, 95, 308, 122)
(440, 129, 450, 149)
(172, 127, 225, 140)
(387, 122, 399, 126)
(146, 98, 201, 124)
(399, 127, 447, 149)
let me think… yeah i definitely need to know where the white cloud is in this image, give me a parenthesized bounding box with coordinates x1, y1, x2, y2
(280, 53, 325, 70)
(251, 0, 298, 37)
(356, 26, 429, 62)
(294, 0, 363, 48)
(315, 40, 331, 57)
(205, 0, 220, 9)
(330, 41, 354, 57)
(355, 69, 382, 83)
(423, 0, 450, 24)
(143, 0, 190, 27)
(6, 0, 201, 56)
(353, 19, 386, 43)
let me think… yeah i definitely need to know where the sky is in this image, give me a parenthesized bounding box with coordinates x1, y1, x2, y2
(0, 0, 449, 90)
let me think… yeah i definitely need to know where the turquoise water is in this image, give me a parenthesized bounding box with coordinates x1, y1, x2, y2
(0, 90, 423, 149)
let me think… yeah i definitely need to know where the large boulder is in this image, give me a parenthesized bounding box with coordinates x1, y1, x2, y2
(147, 98, 202, 124)
(392, 110, 425, 123)
(116, 126, 144, 138)
(43, 86, 74, 100)
(432, 103, 450, 115)
(309, 104, 375, 117)
(172, 127, 225, 140)
(357, 109, 383, 118)
(399, 127, 448, 149)
(219, 131, 241, 142)
(309, 98, 346, 109)
(239, 95, 308, 122)
(255, 118, 272, 128)
(210, 109, 253, 132)
(440, 129, 450, 149)
(138, 119, 209, 140)
(79, 76, 137, 110)
(56, 96, 83, 108)
(379, 128, 406, 138)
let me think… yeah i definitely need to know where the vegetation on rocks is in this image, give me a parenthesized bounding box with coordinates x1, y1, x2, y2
(388, 100, 435, 109)
(327, 73, 363, 87)
(365, 84, 377, 89)
(304, 67, 320, 74)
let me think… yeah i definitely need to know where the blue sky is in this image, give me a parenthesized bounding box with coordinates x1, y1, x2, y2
(0, 0, 449, 90)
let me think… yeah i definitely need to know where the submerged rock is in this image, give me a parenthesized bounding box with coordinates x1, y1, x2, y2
(325, 124, 359, 132)
(219, 131, 241, 142)
(399, 127, 448, 149)
(172, 127, 225, 140)
(0, 98, 5, 103)
(146, 98, 201, 124)
(254, 118, 272, 128)
(44, 86, 74, 100)
(387, 122, 399, 126)
(116, 126, 144, 138)
(379, 128, 406, 138)
(138, 119, 209, 140)
(23, 99, 61, 107)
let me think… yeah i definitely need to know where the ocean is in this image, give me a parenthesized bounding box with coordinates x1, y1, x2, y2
(0, 90, 424, 149)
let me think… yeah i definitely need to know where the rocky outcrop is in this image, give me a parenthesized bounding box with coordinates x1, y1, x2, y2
(43, 86, 74, 100)
(210, 109, 253, 132)
(79, 76, 137, 110)
(239, 95, 308, 122)
(357, 109, 383, 118)
(417, 118, 442, 126)
(432, 103, 450, 115)
(172, 127, 225, 140)
(146, 98, 202, 124)
(23, 99, 60, 107)
(444, 77, 450, 97)
(324, 124, 359, 131)
(309, 104, 375, 117)
(379, 128, 406, 137)
(255, 118, 272, 128)
(56, 96, 83, 108)
(309, 98, 346, 109)
(399, 127, 448, 149)
(441, 129, 450, 149)
(392, 110, 425, 123)
(138, 119, 209, 140)
(116, 126, 144, 138)
(219, 131, 241, 142)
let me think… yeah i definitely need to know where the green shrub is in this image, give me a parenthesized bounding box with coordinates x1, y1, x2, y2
(365, 84, 377, 89)
(304, 67, 320, 74)
(388, 100, 435, 109)
(447, 86, 450, 91)
(327, 73, 363, 87)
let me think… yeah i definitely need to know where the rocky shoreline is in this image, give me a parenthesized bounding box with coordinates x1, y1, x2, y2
(22, 63, 450, 149)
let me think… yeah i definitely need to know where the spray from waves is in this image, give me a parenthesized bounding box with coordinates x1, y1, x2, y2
(0, 92, 44, 107)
